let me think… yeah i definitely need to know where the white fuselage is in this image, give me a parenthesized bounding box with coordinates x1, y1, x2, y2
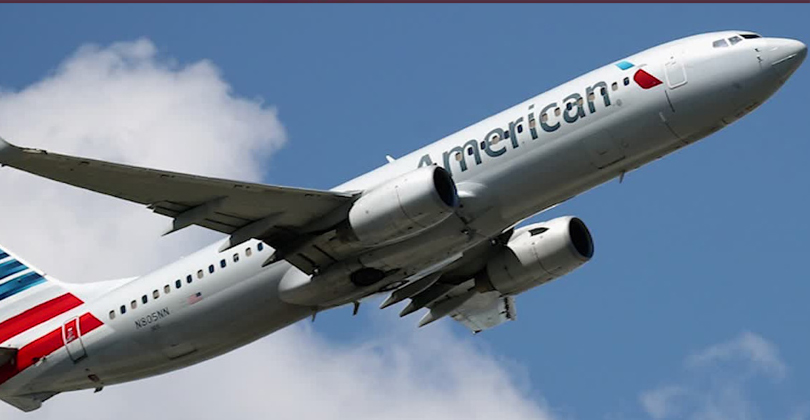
(1, 31, 805, 398)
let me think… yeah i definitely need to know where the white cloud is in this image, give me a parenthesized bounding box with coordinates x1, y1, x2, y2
(0, 320, 554, 420)
(0, 311, 555, 420)
(639, 385, 687, 420)
(686, 331, 786, 382)
(0, 38, 286, 281)
(0, 40, 554, 420)
(639, 332, 794, 420)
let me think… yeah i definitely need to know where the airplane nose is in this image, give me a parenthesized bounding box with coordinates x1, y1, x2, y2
(767, 38, 807, 80)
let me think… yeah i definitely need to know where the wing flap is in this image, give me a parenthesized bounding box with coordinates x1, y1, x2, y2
(450, 292, 517, 333)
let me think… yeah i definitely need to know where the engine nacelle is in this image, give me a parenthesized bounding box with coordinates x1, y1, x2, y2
(477, 216, 594, 295)
(346, 165, 459, 246)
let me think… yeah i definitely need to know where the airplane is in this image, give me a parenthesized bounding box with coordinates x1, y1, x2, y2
(0, 30, 805, 412)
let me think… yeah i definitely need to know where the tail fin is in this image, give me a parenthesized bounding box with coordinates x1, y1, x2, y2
(0, 243, 80, 347)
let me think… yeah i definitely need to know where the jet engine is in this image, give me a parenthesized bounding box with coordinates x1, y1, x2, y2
(476, 216, 594, 295)
(345, 165, 459, 246)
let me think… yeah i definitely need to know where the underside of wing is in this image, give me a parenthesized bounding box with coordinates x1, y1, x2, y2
(449, 292, 517, 333)
(0, 137, 357, 273)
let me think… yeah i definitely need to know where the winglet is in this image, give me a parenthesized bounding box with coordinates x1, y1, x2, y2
(0, 136, 21, 164)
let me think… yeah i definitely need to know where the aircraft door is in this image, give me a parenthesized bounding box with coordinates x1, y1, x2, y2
(658, 51, 692, 140)
(664, 54, 687, 89)
(62, 317, 87, 362)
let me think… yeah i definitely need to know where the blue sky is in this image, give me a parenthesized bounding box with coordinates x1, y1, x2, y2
(0, 4, 808, 419)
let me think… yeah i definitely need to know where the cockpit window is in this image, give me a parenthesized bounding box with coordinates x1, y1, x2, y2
(729, 36, 742, 45)
(741, 34, 761, 39)
(713, 39, 729, 48)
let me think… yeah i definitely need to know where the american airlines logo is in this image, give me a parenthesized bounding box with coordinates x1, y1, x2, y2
(417, 62, 664, 176)
(618, 60, 663, 90)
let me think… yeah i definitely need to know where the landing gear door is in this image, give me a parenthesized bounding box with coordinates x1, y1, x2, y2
(62, 317, 87, 362)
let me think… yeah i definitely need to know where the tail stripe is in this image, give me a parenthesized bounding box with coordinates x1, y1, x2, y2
(0, 293, 83, 344)
(0, 251, 8, 260)
(0, 273, 46, 303)
(0, 260, 26, 281)
(0, 313, 103, 386)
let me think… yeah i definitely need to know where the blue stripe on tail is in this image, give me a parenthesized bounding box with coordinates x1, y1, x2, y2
(0, 251, 8, 260)
(0, 272, 46, 302)
(0, 260, 26, 281)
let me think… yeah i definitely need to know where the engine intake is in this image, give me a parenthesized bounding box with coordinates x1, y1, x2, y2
(346, 165, 459, 246)
(477, 216, 594, 295)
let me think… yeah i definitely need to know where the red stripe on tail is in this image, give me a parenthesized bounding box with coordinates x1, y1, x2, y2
(0, 312, 103, 386)
(0, 294, 84, 344)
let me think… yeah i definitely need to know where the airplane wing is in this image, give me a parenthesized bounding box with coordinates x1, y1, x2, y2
(0, 137, 357, 273)
(390, 275, 517, 333)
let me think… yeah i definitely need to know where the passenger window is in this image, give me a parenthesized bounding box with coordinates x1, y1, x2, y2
(454, 152, 462, 161)
(623, 77, 630, 86)
(588, 92, 595, 102)
(153, 290, 160, 299)
(554, 108, 561, 117)
(220, 259, 227, 268)
(503, 130, 509, 139)
(246, 248, 252, 257)
(611, 82, 618, 91)
(599, 87, 607, 96)
(164, 285, 171, 294)
(233, 253, 239, 263)
(120, 305, 126, 315)
(109, 310, 116, 320)
(713, 39, 729, 48)
(529, 118, 537, 128)
(566, 102, 573, 111)
(142, 295, 148, 304)
(729, 36, 742, 45)
(516, 124, 523, 134)
(208, 264, 215, 274)
(176, 279, 182, 289)
(257, 243, 264, 252)
(187, 274, 193, 284)
(131, 300, 137, 309)
(197, 270, 204, 279)
(541, 113, 549, 123)
(576, 97, 584, 107)
(479, 140, 486, 150)
(466, 147, 474, 156)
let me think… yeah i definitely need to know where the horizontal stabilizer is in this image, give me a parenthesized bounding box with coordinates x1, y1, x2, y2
(1, 392, 58, 413)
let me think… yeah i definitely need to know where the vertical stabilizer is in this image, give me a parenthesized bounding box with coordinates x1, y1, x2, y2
(0, 243, 80, 347)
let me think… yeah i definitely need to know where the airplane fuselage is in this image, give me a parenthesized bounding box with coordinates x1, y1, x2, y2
(0, 30, 805, 403)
